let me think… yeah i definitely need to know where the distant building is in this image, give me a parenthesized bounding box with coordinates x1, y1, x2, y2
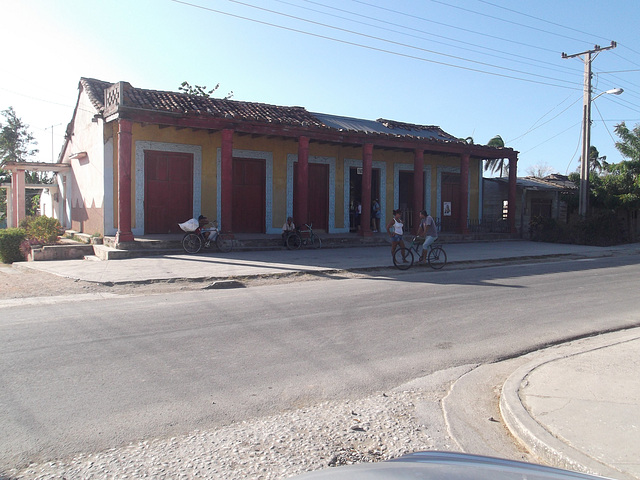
(483, 174, 577, 238)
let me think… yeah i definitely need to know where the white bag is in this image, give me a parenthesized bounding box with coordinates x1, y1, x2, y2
(178, 217, 199, 232)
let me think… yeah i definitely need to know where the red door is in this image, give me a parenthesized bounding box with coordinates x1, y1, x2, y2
(308, 163, 329, 231)
(441, 173, 460, 233)
(295, 163, 329, 231)
(144, 150, 193, 234)
(232, 158, 265, 233)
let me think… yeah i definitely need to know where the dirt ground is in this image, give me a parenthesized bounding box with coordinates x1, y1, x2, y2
(0, 262, 367, 301)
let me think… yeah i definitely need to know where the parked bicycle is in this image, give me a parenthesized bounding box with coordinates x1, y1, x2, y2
(285, 222, 322, 250)
(393, 236, 447, 270)
(180, 219, 233, 254)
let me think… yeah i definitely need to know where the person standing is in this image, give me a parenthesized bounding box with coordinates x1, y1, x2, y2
(386, 209, 408, 262)
(371, 198, 381, 232)
(282, 216, 296, 246)
(417, 210, 438, 263)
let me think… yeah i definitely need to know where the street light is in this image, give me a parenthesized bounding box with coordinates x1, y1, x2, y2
(579, 87, 623, 217)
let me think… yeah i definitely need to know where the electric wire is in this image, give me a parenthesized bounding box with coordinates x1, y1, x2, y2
(290, 0, 578, 76)
(429, 0, 597, 44)
(593, 101, 621, 148)
(169, 0, 581, 89)
(473, 0, 614, 43)
(508, 96, 582, 143)
(350, 0, 559, 54)
(224, 0, 582, 86)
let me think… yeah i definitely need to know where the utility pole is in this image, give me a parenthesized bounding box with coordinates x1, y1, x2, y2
(45, 123, 63, 163)
(562, 41, 616, 217)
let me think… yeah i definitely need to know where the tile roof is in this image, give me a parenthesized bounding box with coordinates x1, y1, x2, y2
(79, 77, 464, 144)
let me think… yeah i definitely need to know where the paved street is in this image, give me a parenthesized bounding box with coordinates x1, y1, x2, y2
(2, 248, 640, 478)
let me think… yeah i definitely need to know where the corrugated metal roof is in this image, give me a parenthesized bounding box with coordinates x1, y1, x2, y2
(486, 176, 576, 191)
(311, 112, 461, 142)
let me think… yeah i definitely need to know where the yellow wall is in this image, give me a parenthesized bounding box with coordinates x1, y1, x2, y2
(109, 122, 483, 233)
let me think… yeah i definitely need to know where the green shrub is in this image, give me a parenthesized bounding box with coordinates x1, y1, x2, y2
(18, 215, 62, 245)
(0, 228, 27, 264)
(529, 211, 627, 246)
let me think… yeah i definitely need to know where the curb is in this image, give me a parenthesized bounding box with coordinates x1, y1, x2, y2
(12, 252, 582, 287)
(499, 329, 640, 480)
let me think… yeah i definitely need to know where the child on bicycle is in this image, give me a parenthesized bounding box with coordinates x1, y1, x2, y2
(387, 209, 408, 263)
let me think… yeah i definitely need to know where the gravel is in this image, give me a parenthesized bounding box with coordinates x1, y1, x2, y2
(6, 388, 455, 480)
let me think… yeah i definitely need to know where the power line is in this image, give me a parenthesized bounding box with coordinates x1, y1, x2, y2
(350, 0, 559, 54)
(508, 96, 582, 143)
(286, 0, 579, 76)
(223, 0, 581, 86)
(170, 0, 581, 90)
(473, 0, 611, 41)
(429, 0, 599, 44)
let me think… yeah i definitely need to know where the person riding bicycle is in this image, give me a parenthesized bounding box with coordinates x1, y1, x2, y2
(416, 210, 438, 263)
(387, 209, 408, 263)
(198, 215, 217, 243)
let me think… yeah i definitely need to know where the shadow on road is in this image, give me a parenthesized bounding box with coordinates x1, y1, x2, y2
(365, 255, 640, 289)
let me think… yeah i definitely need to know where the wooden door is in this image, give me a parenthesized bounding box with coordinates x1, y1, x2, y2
(307, 163, 329, 231)
(232, 158, 265, 233)
(144, 150, 193, 234)
(441, 172, 460, 233)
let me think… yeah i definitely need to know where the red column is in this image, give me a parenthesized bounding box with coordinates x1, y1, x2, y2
(360, 143, 373, 237)
(220, 129, 234, 233)
(115, 119, 134, 243)
(294, 136, 309, 225)
(459, 152, 470, 234)
(412, 148, 424, 234)
(508, 155, 518, 234)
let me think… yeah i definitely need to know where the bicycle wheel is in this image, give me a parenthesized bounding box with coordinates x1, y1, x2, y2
(392, 247, 414, 270)
(216, 233, 233, 253)
(286, 233, 302, 250)
(182, 233, 202, 254)
(310, 234, 322, 249)
(428, 246, 447, 269)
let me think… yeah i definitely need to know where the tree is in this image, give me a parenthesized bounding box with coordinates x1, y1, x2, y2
(614, 122, 640, 161)
(0, 107, 48, 219)
(0, 107, 38, 168)
(483, 135, 508, 177)
(178, 81, 233, 100)
(584, 145, 607, 174)
(526, 163, 554, 178)
(589, 123, 640, 238)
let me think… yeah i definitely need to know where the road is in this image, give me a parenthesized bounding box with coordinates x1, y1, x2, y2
(2, 255, 639, 471)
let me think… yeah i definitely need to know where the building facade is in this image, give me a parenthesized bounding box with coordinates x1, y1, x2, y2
(40, 78, 518, 242)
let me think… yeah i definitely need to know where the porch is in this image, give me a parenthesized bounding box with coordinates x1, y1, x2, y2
(47, 229, 518, 261)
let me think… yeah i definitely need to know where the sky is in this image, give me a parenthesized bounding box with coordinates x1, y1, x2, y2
(1, 0, 640, 177)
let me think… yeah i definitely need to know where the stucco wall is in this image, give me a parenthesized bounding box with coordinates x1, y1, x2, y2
(110, 123, 483, 235)
(62, 89, 106, 234)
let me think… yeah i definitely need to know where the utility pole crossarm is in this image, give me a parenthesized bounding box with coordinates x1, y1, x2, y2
(561, 41, 617, 59)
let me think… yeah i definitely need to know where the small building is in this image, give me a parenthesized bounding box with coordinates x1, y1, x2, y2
(13, 78, 519, 242)
(483, 174, 577, 238)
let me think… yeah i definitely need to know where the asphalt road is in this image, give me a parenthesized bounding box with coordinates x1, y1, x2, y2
(2, 255, 639, 471)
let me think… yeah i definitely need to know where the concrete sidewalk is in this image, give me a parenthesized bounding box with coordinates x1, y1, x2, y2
(13, 239, 640, 285)
(500, 328, 640, 480)
(12, 239, 640, 479)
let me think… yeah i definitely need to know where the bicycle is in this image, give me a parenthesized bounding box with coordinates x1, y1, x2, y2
(180, 220, 233, 254)
(285, 222, 322, 250)
(392, 236, 447, 270)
